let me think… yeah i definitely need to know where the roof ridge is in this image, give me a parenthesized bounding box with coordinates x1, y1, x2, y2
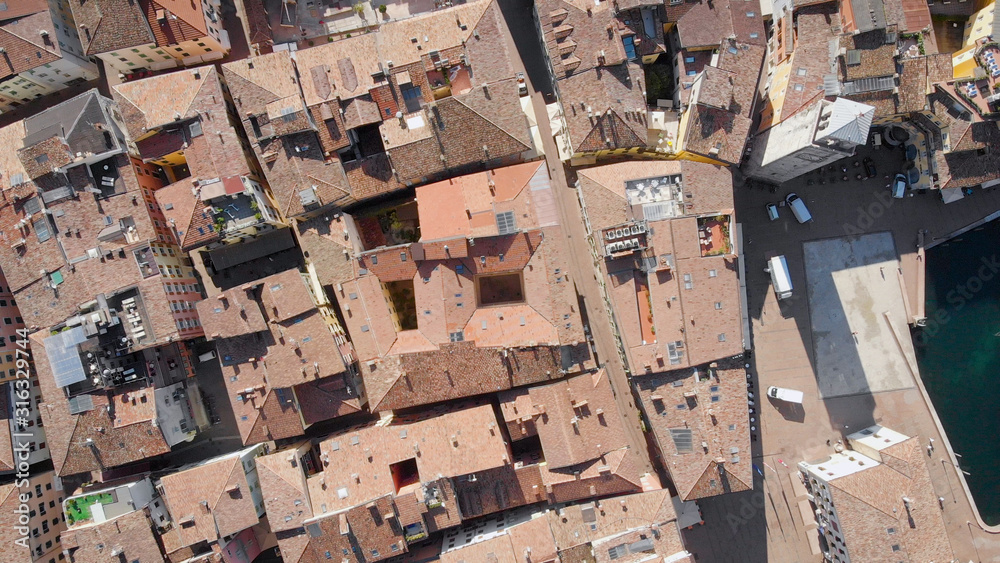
(448, 89, 531, 152)
(227, 66, 289, 110)
(830, 465, 907, 518)
(213, 457, 245, 512)
(148, 0, 206, 33)
(0, 26, 60, 59)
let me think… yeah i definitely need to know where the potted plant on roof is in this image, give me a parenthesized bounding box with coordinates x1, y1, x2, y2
(379, 3, 387, 15)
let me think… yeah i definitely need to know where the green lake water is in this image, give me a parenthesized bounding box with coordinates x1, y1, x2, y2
(916, 219, 1000, 526)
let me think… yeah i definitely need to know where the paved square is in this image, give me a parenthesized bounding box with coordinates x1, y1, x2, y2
(803, 232, 917, 398)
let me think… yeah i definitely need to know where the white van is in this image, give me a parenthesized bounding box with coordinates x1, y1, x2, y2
(767, 386, 804, 404)
(767, 255, 793, 300)
(198, 350, 217, 363)
(785, 193, 812, 223)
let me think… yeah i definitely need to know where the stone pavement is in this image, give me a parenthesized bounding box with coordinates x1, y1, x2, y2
(738, 139, 1000, 562)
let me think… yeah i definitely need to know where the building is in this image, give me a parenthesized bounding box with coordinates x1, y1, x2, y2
(223, 0, 539, 221)
(156, 444, 269, 560)
(745, 97, 876, 183)
(0, 0, 98, 113)
(635, 357, 751, 501)
(258, 402, 507, 560)
(954, 1, 999, 78)
(440, 489, 692, 563)
(0, 470, 67, 563)
(915, 89, 1000, 200)
(0, 269, 25, 382)
(61, 509, 166, 562)
(577, 160, 742, 372)
(533, 0, 668, 162)
(222, 50, 352, 222)
(497, 370, 646, 504)
(31, 328, 209, 477)
(298, 161, 592, 413)
(60, 476, 170, 533)
(263, 395, 652, 561)
(673, 39, 765, 166)
(1, 377, 50, 471)
(66, 0, 230, 76)
(112, 66, 285, 252)
(574, 159, 750, 501)
(0, 89, 205, 339)
(197, 268, 363, 446)
(798, 425, 953, 562)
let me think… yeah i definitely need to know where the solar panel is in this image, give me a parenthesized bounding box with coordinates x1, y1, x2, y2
(68, 394, 95, 414)
(669, 428, 693, 453)
(33, 218, 51, 243)
(44, 326, 90, 388)
(495, 211, 516, 235)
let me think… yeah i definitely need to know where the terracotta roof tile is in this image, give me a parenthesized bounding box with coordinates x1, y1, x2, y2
(364, 342, 566, 412)
(144, 0, 208, 50)
(635, 356, 751, 500)
(821, 437, 953, 561)
(536, 0, 626, 78)
(67, 0, 155, 55)
(0, 11, 62, 77)
(539, 447, 643, 503)
(62, 510, 165, 562)
(557, 64, 648, 154)
(255, 442, 314, 533)
(515, 370, 629, 469)
(211, 269, 357, 445)
(306, 401, 509, 515)
(158, 449, 262, 548)
(683, 41, 764, 164)
(840, 29, 897, 81)
(197, 285, 268, 340)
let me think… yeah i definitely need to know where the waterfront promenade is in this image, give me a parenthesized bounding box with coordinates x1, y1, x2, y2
(734, 139, 1000, 562)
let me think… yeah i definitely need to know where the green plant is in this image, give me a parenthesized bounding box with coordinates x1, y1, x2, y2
(254, 212, 263, 221)
(353, 2, 365, 15)
(328, 36, 335, 42)
(307, 39, 314, 46)
(346, 33, 352, 38)
(250, 199, 259, 210)
(379, 3, 387, 12)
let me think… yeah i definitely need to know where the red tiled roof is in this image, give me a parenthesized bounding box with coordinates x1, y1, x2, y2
(158, 449, 262, 548)
(635, 356, 751, 500)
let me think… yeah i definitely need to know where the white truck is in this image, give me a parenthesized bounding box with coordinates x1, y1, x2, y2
(767, 386, 804, 404)
(767, 255, 793, 300)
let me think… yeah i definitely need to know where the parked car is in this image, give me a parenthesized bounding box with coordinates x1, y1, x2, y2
(767, 386, 804, 403)
(516, 73, 528, 96)
(891, 173, 907, 198)
(765, 203, 779, 221)
(785, 193, 813, 223)
(863, 157, 876, 178)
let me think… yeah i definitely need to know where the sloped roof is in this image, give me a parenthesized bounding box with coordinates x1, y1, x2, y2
(511, 370, 630, 469)
(112, 66, 216, 137)
(635, 356, 752, 501)
(61, 510, 165, 562)
(826, 438, 954, 562)
(821, 97, 875, 145)
(66, 0, 155, 55)
(158, 450, 261, 547)
(557, 63, 648, 154)
(0, 11, 62, 79)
